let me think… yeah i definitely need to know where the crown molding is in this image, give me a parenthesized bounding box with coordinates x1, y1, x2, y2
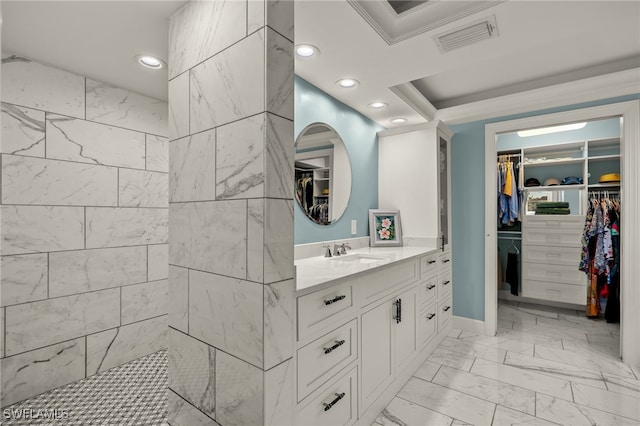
(434, 68, 640, 125)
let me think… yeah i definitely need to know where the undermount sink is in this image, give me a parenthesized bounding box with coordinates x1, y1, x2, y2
(329, 253, 387, 264)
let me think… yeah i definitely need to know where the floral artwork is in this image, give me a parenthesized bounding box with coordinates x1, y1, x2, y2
(369, 209, 403, 247)
(376, 216, 395, 240)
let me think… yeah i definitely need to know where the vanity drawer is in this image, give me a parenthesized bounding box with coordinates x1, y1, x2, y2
(419, 303, 437, 345)
(438, 252, 452, 275)
(522, 244, 582, 266)
(296, 366, 358, 426)
(420, 254, 437, 280)
(419, 276, 437, 306)
(438, 270, 452, 302)
(298, 283, 354, 341)
(522, 280, 586, 305)
(297, 319, 358, 402)
(354, 259, 418, 308)
(438, 298, 453, 333)
(522, 262, 586, 286)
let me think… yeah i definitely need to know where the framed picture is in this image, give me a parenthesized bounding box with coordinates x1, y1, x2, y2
(369, 209, 403, 247)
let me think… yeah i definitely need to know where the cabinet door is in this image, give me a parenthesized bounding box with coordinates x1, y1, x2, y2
(394, 288, 418, 373)
(438, 133, 451, 252)
(360, 299, 392, 412)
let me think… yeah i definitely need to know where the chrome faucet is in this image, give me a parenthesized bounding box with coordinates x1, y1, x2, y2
(322, 244, 332, 258)
(335, 242, 351, 256)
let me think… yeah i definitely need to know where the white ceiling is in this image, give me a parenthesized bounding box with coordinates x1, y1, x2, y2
(295, 0, 640, 128)
(2, 0, 638, 123)
(1, 0, 186, 101)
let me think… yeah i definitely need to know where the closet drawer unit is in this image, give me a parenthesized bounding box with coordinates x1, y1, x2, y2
(522, 228, 581, 247)
(420, 254, 438, 280)
(522, 244, 582, 266)
(297, 319, 358, 401)
(522, 262, 587, 286)
(296, 366, 358, 426)
(524, 215, 585, 231)
(298, 283, 354, 341)
(419, 276, 438, 307)
(438, 298, 453, 333)
(419, 303, 438, 345)
(522, 280, 587, 305)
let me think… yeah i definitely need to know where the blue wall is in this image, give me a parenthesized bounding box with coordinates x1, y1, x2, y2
(295, 76, 384, 244)
(451, 94, 639, 321)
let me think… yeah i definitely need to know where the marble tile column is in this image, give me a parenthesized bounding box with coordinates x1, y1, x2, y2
(167, 1, 294, 425)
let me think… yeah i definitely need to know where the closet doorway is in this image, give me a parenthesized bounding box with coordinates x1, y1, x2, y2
(483, 100, 640, 368)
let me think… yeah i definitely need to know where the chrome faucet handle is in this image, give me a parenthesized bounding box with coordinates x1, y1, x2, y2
(333, 242, 341, 256)
(341, 243, 351, 254)
(322, 244, 332, 258)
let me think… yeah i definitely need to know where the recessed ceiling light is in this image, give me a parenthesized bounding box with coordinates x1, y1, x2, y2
(295, 44, 320, 58)
(135, 54, 166, 70)
(368, 101, 388, 109)
(336, 78, 359, 89)
(391, 117, 407, 124)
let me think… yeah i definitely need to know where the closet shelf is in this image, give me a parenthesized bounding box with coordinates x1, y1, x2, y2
(587, 154, 621, 162)
(523, 158, 584, 167)
(524, 184, 585, 191)
(587, 183, 620, 188)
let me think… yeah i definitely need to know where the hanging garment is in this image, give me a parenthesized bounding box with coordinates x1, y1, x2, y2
(586, 260, 601, 318)
(506, 252, 519, 296)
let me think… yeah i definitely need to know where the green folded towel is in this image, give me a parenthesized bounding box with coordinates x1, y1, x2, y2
(536, 201, 570, 208)
(535, 208, 571, 215)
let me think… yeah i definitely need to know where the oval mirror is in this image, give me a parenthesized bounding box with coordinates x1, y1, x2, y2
(295, 123, 352, 225)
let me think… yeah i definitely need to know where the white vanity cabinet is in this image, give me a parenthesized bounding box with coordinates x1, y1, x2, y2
(294, 249, 452, 425)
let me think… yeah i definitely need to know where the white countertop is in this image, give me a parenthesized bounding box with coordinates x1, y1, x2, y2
(295, 246, 437, 291)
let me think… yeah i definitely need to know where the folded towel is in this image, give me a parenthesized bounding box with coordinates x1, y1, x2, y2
(536, 201, 569, 208)
(535, 208, 571, 215)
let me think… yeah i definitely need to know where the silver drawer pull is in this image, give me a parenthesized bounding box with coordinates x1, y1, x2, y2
(427, 313, 436, 320)
(323, 392, 346, 412)
(427, 284, 436, 290)
(324, 295, 346, 305)
(442, 259, 451, 263)
(427, 260, 436, 264)
(323, 340, 346, 355)
(443, 306, 451, 312)
(442, 280, 450, 286)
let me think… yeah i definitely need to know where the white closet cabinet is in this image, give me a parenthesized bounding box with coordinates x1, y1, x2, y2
(378, 121, 453, 253)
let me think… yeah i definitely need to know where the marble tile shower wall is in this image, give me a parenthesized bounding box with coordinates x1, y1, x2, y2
(167, 1, 294, 425)
(0, 53, 169, 407)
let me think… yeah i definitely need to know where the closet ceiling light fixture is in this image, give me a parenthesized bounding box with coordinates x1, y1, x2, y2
(517, 122, 587, 137)
(295, 44, 320, 58)
(390, 117, 407, 124)
(336, 78, 359, 88)
(135, 54, 166, 70)
(368, 101, 388, 109)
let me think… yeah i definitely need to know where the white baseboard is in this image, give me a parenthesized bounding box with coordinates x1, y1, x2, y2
(453, 315, 485, 335)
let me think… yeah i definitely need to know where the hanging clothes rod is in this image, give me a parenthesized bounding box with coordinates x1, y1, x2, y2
(497, 235, 522, 240)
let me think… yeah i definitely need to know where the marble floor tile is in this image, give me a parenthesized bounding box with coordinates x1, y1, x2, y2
(586, 332, 617, 344)
(511, 321, 589, 342)
(432, 365, 536, 416)
(450, 421, 472, 426)
(492, 405, 553, 425)
(534, 344, 634, 379)
(571, 382, 640, 420)
(561, 335, 620, 359)
(427, 346, 475, 372)
(439, 337, 507, 364)
(412, 359, 441, 382)
(470, 358, 573, 400)
(506, 351, 607, 389)
(497, 319, 514, 329)
(398, 378, 496, 425)
(447, 328, 462, 339)
(372, 396, 452, 426)
(496, 327, 564, 348)
(458, 333, 535, 356)
(517, 301, 579, 317)
(536, 392, 638, 426)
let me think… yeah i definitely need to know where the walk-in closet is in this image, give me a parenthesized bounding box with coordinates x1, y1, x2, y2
(495, 117, 622, 359)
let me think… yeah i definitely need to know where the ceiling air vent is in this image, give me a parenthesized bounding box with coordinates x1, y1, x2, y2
(434, 15, 498, 53)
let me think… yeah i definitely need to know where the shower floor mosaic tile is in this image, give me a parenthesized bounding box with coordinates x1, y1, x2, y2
(2, 350, 168, 425)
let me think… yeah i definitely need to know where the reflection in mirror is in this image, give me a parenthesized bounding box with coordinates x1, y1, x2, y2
(295, 123, 352, 225)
